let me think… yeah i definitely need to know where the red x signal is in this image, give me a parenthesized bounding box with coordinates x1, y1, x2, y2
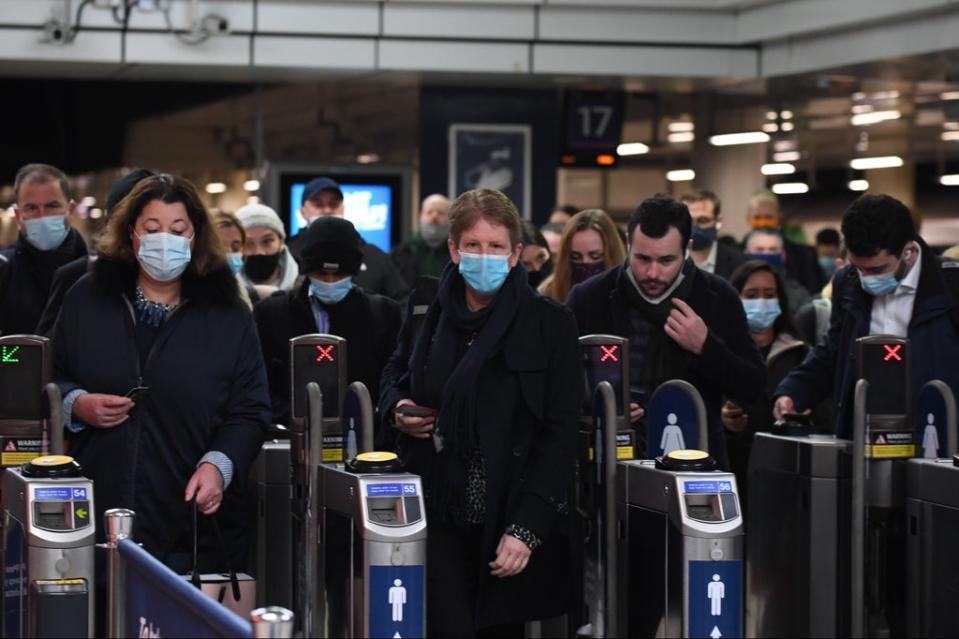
(883, 344, 902, 362)
(316, 344, 335, 363)
(600, 345, 619, 363)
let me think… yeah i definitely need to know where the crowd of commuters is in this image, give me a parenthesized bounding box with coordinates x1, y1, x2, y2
(2, 160, 959, 637)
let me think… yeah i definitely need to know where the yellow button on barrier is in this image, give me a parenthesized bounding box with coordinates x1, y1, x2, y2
(666, 449, 709, 461)
(30, 455, 74, 466)
(356, 451, 398, 463)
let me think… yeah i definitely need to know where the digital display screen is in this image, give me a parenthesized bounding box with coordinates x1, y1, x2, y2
(289, 182, 395, 253)
(366, 483, 418, 497)
(859, 340, 908, 416)
(291, 343, 340, 419)
(582, 343, 625, 417)
(0, 343, 44, 421)
(684, 480, 733, 494)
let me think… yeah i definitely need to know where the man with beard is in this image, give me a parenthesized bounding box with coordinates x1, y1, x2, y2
(566, 195, 765, 467)
(0, 163, 88, 335)
(391, 193, 451, 288)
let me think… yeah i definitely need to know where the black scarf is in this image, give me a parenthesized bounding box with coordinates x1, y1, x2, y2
(408, 260, 527, 514)
(621, 257, 698, 389)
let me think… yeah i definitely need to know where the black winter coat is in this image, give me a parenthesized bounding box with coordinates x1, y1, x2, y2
(53, 258, 269, 570)
(379, 282, 583, 627)
(566, 263, 766, 468)
(0, 229, 88, 336)
(253, 280, 402, 427)
(36, 255, 92, 336)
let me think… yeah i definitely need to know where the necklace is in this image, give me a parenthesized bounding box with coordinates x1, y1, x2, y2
(134, 287, 177, 328)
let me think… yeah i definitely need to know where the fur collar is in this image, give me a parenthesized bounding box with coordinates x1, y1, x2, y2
(93, 257, 240, 306)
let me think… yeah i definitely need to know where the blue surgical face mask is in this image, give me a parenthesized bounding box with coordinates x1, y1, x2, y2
(818, 255, 837, 279)
(858, 270, 899, 297)
(226, 252, 244, 275)
(135, 232, 192, 282)
(310, 276, 353, 305)
(742, 298, 782, 332)
(458, 251, 511, 295)
(690, 225, 718, 251)
(23, 215, 68, 251)
(746, 252, 785, 270)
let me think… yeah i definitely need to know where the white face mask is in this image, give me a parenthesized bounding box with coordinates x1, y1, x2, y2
(135, 232, 193, 282)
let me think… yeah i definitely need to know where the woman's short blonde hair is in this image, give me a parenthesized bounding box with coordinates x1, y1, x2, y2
(448, 189, 522, 247)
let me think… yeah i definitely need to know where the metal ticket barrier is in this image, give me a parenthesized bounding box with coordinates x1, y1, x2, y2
(0, 335, 62, 469)
(746, 432, 852, 637)
(254, 334, 373, 609)
(297, 382, 426, 638)
(905, 380, 958, 638)
(615, 381, 742, 639)
(2, 455, 95, 638)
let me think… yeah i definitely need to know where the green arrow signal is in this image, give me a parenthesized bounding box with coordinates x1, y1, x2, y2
(1, 346, 20, 364)
(75, 508, 88, 519)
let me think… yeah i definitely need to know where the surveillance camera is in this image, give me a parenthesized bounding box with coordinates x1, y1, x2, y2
(201, 14, 230, 36)
(40, 19, 68, 45)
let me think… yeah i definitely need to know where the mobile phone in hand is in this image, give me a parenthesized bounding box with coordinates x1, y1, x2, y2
(124, 386, 149, 402)
(395, 404, 434, 417)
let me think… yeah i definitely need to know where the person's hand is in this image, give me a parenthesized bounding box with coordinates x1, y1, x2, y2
(185, 464, 225, 515)
(665, 299, 708, 355)
(73, 393, 134, 428)
(489, 534, 531, 578)
(392, 399, 436, 440)
(629, 402, 645, 423)
(772, 395, 811, 421)
(722, 401, 748, 433)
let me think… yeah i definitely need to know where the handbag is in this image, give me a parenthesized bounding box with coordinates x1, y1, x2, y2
(186, 499, 258, 617)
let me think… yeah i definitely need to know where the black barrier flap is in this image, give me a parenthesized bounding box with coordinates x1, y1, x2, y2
(579, 335, 628, 418)
(290, 335, 346, 422)
(0, 337, 47, 422)
(856, 336, 909, 419)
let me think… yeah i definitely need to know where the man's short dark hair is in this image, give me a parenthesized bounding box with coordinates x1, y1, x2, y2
(627, 195, 692, 252)
(679, 189, 722, 217)
(815, 228, 841, 247)
(13, 163, 72, 202)
(841, 194, 915, 258)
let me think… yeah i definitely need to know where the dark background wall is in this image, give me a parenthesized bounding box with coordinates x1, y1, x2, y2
(419, 86, 562, 226)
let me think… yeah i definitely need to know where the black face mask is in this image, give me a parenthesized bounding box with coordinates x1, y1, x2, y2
(571, 261, 606, 285)
(527, 268, 546, 289)
(244, 252, 282, 282)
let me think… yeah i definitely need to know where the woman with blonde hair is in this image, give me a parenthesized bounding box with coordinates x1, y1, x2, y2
(540, 208, 626, 302)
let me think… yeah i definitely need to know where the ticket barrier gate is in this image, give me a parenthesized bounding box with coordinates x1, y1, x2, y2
(254, 334, 373, 608)
(2, 455, 95, 638)
(296, 382, 426, 638)
(0, 335, 60, 470)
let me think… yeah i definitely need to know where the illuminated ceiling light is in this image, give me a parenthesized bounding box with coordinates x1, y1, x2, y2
(80, 196, 96, 207)
(709, 131, 770, 146)
(941, 91, 959, 101)
(771, 182, 809, 195)
(765, 111, 777, 120)
(850, 109, 901, 126)
(761, 163, 796, 175)
(781, 110, 794, 120)
(851, 104, 874, 114)
(941, 131, 959, 141)
(617, 142, 650, 156)
(852, 91, 866, 101)
(668, 121, 695, 132)
(871, 90, 900, 100)
(356, 153, 380, 164)
(243, 179, 260, 192)
(762, 123, 779, 133)
(205, 182, 227, 194)
(848, 179, 869, 191)
(941, 174, 959, 186)
(781, 122, 795, 132)
(667, 132, 695, 143)
(773, 151, 801, 162)
(666, 169, 696, 182)
(943, 122, 959, 130)
(89, 208, 103, 219)
(849, 156, 904, 170)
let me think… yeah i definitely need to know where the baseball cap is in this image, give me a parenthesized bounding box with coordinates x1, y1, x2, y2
(302, 177, 343, 203)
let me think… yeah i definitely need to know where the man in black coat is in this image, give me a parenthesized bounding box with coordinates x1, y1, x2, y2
(36, 168, 154, 336)
(287, 176, 408, 300)
(390, 193, 451, 288)
(0, 163, 88, 335)
(255, 216, 402, 427)
(681, 189, 747, 280)
(567, 196, 766, 468)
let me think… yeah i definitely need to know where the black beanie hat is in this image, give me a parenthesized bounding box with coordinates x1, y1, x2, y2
(299, 216, 364, 276)
(106, 168, 155, 215)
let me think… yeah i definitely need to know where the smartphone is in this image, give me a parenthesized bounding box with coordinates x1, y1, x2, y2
(395, 404, 434, 417)
(124, 386, 149, 402)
